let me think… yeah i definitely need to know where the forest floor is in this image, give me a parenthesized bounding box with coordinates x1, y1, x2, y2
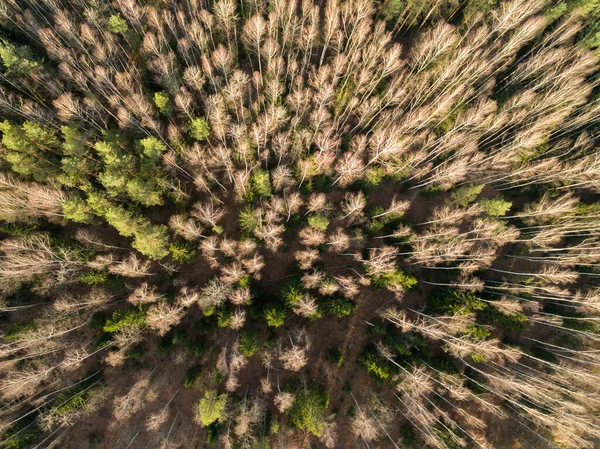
(53, 183, 552, 449)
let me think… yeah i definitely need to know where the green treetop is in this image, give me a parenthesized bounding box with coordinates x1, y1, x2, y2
(248, 169, 273, 200)
(132, 224, 170, 260)
(189, 117, 210, 141)
(62, 197, 95, 224)
(198, 390, 227, 427)
(307, 213, 329, 231)
(98, 165, 130, 195)
(448, 184, 484, 207)
(104, 205, 143, 237)
(264, 304, 286, 327)
(139, 136, 167, 162)
(153, 91, 172, 116)
(288, 389, 330, 436)
(94, 140, 127, 167)
(0, 39, 38, 75)
(86, 191, 112, 216)
(126, 177, 164, 207)
(108, 14, 129, 34)
(481, 198, 512, 217)
(58, 127, 95, 189)
(0, 120, 60, 182)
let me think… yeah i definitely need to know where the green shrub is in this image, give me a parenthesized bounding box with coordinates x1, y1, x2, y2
(421, 185, 444, 197)
(195, 317, 216, 334)
(205, 423, 222, 444)
(333, 79, 355, 115)
(326, 348, 344, 366)
(203, 307, 216, 317)
(367, 218, 385, 234)
(448, 184, 484, 207)
(184, 365, 201, 387)
(103, 306, 147, 333)
(0, 420, 40, 449)
(366, 206, 385, 219)
(3, 284, 33, 307)
(132, 224, 170, 260)
(359, 348, 394, 380)
(287, 389, 330, 436)
(185, 338, 207, 357)
(282, 282, 304, 306)
(320, 296, 357, 318)
(466, 324, 491, 340)
(531, 345, 559, 364)
(92, 333, 113, 350)
(238, 275, 251, 287)
(247, 169, 273, 200)
(51, 389, 93, 416)
(470, 353, 488, 363)
(371, 269, 417, 290)
(430, 290, 487, 316)
(77, 270, 109, 286)
(108, 14, 128, 34)
(384, 333, 413, 358)
(198, 390, 227, 426)
(264, 304, 286, 327)
(399, 425, 419, 449)
(366, 320, 387, 336)
(189, 117, 210, 141)
(62, 196, 95, 223)
(156, 335, 172, 354)
(87, 433, 103, 448)
(270, 418, 280, 435)
(216, 307, 234, 328)
(294, 156, 318, 188)
(240, 330, 261, 357)
(4, 322, 35, 341)
(172, 329, 186, 345)
(362, 167, 386, 190)
(88, 312, 107, 330)
(128, 345, 144, 361)
(480, 198, 512, 217)
(307, 213, 329, 231)
(311, 174, 332, 193)
(239, 207, 260, 236)
(170, 241, 196, 263)
(563, 317, 600, 335)
(153, 91, 172, 115)
(0, 223, 36, 237)
(214, 370, 226, 384)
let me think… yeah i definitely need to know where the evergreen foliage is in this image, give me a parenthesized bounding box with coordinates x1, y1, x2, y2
(480, 198, 512, 217)
(153, 92, 172, 116)
(132, 224, 170, 260)
(448, 185, 484, 207)
(0, 0, 598, 447)
(264, 304, 286, 327)
(307, 214, 329, 231)
(287, 389, 330, 436)
(239, 330, 261, 357)
(104, 307, 147, 333)
(108, 14, 128, 34)
(189, 118, 210, 141)
(0, 39, 38, 75)
(198, 390, 227, 427)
